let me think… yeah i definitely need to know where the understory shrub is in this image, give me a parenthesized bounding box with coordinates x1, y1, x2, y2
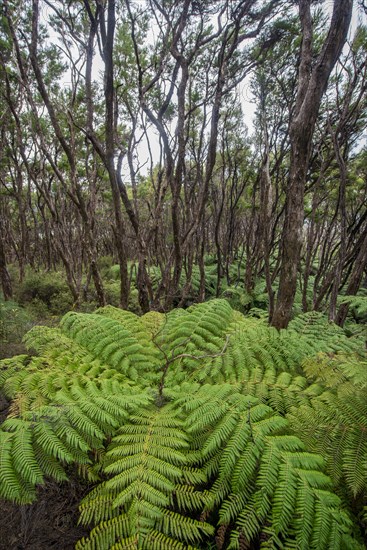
(0, 299, 34, 358)
(17, 271, 73, 315)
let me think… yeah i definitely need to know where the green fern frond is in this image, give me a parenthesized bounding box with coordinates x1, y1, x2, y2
(1, 299, 365, 548)
(60, 311, 161, 381)
(338, 295, 367, 316)
(288, 311, 364, 354)
(283, 353, 367, 498)
(78, 404, 213, 549)
(181, 384, 362, 549)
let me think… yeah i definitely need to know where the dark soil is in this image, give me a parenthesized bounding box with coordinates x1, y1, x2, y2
(0, 341, 27, 360)
(0, 479, 90, 549)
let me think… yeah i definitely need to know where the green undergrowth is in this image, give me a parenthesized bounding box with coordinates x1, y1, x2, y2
(0, 300, 366, 549)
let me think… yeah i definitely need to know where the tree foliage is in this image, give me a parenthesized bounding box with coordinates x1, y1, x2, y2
(0, 0, 365, 324)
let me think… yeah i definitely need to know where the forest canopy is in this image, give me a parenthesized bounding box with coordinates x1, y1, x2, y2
(0, 0, 366, 326)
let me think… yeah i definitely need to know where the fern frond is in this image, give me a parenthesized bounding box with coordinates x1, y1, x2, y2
(1, 299, 365, 547)
(339, 294, 367, 316)
(288, 311, 364, 354)
(78, 403, 213, 549)
(182, 384, 361, 549)
(61, 312, 161, 379)
(285, 353, 367, 497)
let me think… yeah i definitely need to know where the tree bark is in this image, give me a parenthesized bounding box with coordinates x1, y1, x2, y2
(103, 0, 130, 309)
(272, 0, 353, 329)
(336, 231, 367, 327)
(0, 231, 12, 301)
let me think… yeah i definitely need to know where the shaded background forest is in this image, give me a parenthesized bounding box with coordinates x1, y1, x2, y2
(1, 0, 367, 351)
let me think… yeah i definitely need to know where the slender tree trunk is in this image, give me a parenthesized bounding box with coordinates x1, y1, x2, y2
(329, 135, 347, 321)
(259, 108, 275, 321)
(0, 234, 12, 301)
(198, 223, 206, 303)
(336, 232, 367, 327)
(272, 0, 353, 329)
(29, 0, 106, 306)
(58, 246, 81, 305)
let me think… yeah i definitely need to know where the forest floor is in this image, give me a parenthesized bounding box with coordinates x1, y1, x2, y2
(0, 477, 90, 549)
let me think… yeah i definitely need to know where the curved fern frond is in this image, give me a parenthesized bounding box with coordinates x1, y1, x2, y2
(288, 311, 364, 354)
(283, 353, 367, 497)
(0, 300, 365, 548)
(78, 404, 213, 549)
(0, 383, 152, 503)
(61, 311, 161, 381)
(181, 385, 362, 549)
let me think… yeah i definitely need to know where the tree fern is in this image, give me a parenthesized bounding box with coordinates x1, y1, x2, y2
(288, 311, 364, 353)
(339, 294, 367, 316)
(287, 353, 367, 497)
(0, 300, 365, 548)
(77, 404, 214, 549)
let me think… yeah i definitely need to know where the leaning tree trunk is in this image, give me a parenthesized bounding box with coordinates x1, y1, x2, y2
(336, 231, 367, 327)
(0, 233, 12, 301)
(271, 0, 353, 329)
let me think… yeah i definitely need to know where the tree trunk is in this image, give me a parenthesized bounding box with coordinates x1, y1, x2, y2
(272, 0, 353, 329)
(336, 231, 367, 327)
(0, 235, 13, 301)
(329, 133, 347, 321)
